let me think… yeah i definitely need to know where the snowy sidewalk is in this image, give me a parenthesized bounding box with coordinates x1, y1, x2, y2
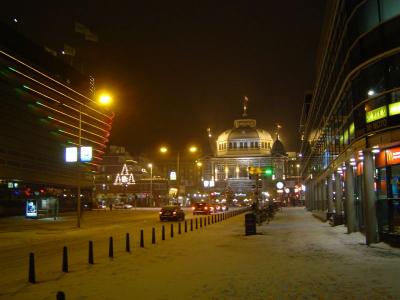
(3, 207, 400, 300)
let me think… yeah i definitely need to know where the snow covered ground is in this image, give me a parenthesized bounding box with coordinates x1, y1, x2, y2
(1, 207, 400, 300)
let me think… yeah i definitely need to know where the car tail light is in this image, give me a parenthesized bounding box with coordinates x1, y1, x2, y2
(205, 206, 208, 210)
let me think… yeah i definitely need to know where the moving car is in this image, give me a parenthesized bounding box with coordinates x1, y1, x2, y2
(192, 202, 214, 215)
(159, 205, 185, 221)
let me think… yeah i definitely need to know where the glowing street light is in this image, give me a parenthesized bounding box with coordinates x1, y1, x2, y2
(98, 92, 112, 106)
(75, 90, 113, 228)
(159, 145, 199, 198)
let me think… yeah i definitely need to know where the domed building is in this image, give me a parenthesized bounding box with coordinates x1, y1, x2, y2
(200, 99, 294, 200)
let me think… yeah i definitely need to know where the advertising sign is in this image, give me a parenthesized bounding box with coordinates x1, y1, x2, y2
(80, 146, 93, 162)
(65, 147, 78, 162)
(26, 200, 38, 218)
(386, 147, 400, 166)
(366, 105, 387, 123)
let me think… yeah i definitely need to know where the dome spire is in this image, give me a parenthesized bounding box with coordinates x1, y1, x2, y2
(242, 96, 248, 117)
(275, 123, 282, 140)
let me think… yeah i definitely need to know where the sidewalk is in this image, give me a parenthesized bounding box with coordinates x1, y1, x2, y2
(3, 207, 400, 300)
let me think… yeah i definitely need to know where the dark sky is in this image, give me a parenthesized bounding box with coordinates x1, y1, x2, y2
(2, 1, 327, 155)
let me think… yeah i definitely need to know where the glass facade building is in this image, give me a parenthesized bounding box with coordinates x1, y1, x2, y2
(300, 0, 400, 245)
(0, 23, 113, 216)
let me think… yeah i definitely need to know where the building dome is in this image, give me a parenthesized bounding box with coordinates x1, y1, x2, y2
(271, 138, 286, 156)
(216, 118, 273, 157)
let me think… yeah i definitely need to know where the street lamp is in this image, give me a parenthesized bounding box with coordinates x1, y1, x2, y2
(159, 145, 198, 199)
(76, 91, 112, 228)
(148, 163, 153, 206)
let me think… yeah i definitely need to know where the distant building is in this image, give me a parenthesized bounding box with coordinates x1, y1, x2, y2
(200, 98, 300, 205)
(0, 22, 113, 216)
(94, 146, 169, 207)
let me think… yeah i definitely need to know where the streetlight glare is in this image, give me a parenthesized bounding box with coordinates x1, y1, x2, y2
(98, 93, 112, 106)
(148, 163, 153, 168)
(160, 147, 168, 153)
(189, 146, 197, 153)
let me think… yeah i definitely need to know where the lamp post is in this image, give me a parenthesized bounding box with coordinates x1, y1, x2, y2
(159, 146, 198, 200)
(77, 105, 82, 228)
(148, 163, 153, 206)
(76, 92, 112, 228)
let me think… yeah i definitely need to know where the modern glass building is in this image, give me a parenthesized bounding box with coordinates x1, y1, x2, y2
(0, 22, 113, 216)
(300, 0, 400, 245)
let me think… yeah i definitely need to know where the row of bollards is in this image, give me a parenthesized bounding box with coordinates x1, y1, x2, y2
(27, 207, 250, 300)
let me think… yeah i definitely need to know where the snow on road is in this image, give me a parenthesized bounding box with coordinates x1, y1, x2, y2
(1, 207, 400, 300)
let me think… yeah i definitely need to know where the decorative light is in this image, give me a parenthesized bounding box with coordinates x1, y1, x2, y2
(114, 164, 135, 185)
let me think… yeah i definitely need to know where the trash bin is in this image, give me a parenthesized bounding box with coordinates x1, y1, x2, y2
(245, 213, 256, 235)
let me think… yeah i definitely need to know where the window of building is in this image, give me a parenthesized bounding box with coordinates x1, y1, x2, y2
(240, 142, 243, 149)
(250, 142, 254, 148)
(255, 142, 259, 148)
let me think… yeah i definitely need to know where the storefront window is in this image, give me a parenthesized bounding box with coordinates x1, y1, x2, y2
(377, 167, 388, 200)
(390, 165, 400, 199)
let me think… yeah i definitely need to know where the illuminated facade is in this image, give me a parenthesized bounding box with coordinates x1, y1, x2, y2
(200, 99, 297, 204)
(300, 0, 400, 245)
(0, 22, 113, 215)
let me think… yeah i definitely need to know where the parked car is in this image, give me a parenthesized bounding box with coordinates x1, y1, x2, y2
(192, 202, 213, 215)
(159, 205, 185, 221)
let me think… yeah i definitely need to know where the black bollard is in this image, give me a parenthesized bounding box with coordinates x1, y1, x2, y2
(126, 233, 130, 252)
(178, 222, 181, 234)
(88, 240, 94, 264)
(190, 219, 193, 231)
(184, 220, 187, 233)
(28, 252, 35, 283)
(204, 217, 207, 227)
(170, 223, 174, 238)
(140, 230, 144, 248)
(195, 218, 198, 229)
(152, 228, 156, 244)
(200, 217, 203, 228)
(162, 225, 165, 240)
(208, 216, 210, 225)
(62, 246, 68, 273)
(109, 237, 114, 258)
(56, 291, 66, 300)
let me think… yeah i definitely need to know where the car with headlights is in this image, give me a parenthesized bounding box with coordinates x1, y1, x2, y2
(192, 202, 214, 215)
(159, 205, 185, 221)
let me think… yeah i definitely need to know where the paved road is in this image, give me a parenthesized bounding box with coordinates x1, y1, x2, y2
(1, 207, 400, 299)
(0, 207, 234, 297)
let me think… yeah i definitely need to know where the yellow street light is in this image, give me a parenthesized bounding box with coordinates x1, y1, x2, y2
(196, 162, 202, 167)
(98, 92, 112, 106)
(160, 146, 168, 153)
(189, 146, 198, 153)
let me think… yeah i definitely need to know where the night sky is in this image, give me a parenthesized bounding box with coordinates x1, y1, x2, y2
(2, 1, 327, 155)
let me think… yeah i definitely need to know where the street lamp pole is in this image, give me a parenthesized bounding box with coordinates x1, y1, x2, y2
(77, 105, 82, 228)
(148, 163, 153, 206)
(176, 152, 180, 198)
